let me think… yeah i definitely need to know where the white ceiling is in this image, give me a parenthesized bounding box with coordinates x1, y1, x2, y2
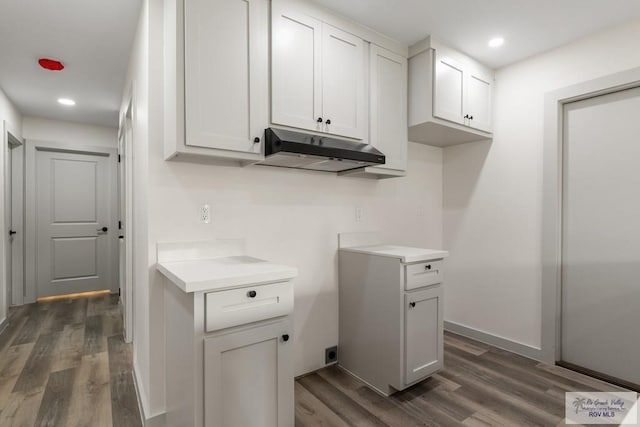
(1, 1, 640, 128)
(315, 0, 640, 68)
(0, 0, 141, 127)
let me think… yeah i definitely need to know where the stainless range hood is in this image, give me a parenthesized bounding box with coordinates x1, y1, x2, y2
(257, 128, 385, 173)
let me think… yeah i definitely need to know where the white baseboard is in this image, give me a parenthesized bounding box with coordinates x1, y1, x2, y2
(444, 320, 544, 362)
(133, 361, 166, 427)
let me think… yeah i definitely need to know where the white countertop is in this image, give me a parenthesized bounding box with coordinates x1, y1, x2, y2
(340, 245, 449, 263)
(157, 255, 298, 293)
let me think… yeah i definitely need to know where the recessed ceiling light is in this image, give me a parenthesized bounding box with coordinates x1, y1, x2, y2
(57, 98, 76, 106)
(488, 37, 505, 48)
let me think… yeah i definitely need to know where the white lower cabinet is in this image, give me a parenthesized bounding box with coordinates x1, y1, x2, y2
(204, 319, 294, 427)
(405, 286, 443, 384)
(338, 237, 448, 395)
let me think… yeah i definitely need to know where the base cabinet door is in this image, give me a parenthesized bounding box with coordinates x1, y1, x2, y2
(404, 285, 443, 385)
(204, 319, 294, 427)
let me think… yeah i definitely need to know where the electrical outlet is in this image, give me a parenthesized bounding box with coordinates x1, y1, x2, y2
(325, 346, 338, 364)
(355, 206, 363, 222)
(200, 204, 210, 224)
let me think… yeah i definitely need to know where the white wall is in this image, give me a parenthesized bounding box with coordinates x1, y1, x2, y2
(0, 88, 22, 327)
(22, 116, 117, 147)
(443, 19, 640, 352)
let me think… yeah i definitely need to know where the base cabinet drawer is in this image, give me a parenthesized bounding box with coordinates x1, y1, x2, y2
(204, 319, 294, 427)
(205, 281, 293, 332)
(404, 285, 443, 385)
(404, 260, 443, 291)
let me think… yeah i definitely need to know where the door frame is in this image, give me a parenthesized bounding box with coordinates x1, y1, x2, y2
(118, 86, 135, 343)
(24, 139, 118, 303)
(3, 120, 24, 313)
(541, 67, 640, 364)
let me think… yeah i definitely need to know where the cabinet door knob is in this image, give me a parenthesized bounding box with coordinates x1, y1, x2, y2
(317, 117, 323, 123)
(282, 334, 290, 342)
(325, 119, 331, 125)
(409, 302, 416, 308)
(464, 114, 469, 119)
(469, 115, 474, 120)
(253, 137, 260, 143)
(247, 290, 257, 298)
(425, 264, 432, 270)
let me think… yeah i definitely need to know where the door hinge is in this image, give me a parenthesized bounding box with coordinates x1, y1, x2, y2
(118, 288, 121, 296)
(118, 220, 122, 230)
(118, 154, 121, 163)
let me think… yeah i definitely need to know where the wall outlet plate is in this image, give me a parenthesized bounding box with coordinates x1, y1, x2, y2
(325, 346, 338, 364)
(200, 204, 210, 224)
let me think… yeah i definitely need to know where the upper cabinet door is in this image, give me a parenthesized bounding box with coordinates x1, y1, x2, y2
(433, 53, 465, 125)
(184, 0, 268, 153)
(321, 24, 366, 140)
(465, 70, 492, 132)
(369, 45, 407, 171)
(271, 8, 323, 133)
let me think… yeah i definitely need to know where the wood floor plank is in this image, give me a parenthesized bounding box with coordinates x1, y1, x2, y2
(11, 305, 45, 346)
(535, 362, 626, 392)
(444, 333, 489, 356)
(50, 323, 85, 373)
(0, 388, 45, 427)
(298, 373, 389, 426)
(0, 316, 28, 352)
(67, 352, 113, 427)
(110, 372, 142, 427)
(0, 343, 35, 379)
(83, 315, 107, 355)
(107, 334, 131, 377)
(103, 308, 124, 338)
(12, 332, 59, 393)
(318, 367, 429, 427)
(295, 381, 351, 427)
(34, 367, 76, 427)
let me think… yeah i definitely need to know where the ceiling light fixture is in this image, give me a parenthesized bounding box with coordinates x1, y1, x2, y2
(488, 37, 504, 48)
(58, 98, 76, 106)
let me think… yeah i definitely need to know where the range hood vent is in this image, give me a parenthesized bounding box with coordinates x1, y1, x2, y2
(257, 128, 385, 173)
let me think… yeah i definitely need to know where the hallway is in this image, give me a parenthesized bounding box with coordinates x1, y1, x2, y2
(0, 293, 141, 426)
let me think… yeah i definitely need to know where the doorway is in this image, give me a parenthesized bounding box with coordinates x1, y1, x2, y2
(118, 95, 134, 344)
(560, 86, 640, 390)
(24, 141, 118, 303)
(3, 122, 24, 314)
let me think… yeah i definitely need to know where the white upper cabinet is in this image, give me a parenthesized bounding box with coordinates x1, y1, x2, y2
(272, 3, 367, 140)
(184, 0, 268, 153)
(409, 36, 494, 147)
(271, 10, 323, 133)
(369, 45, 407, 172)
(164, 0, 268, 163)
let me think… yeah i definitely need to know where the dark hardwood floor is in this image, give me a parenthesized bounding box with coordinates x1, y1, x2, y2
(0, 294, 141, 427)
(296, 333, 630, 427)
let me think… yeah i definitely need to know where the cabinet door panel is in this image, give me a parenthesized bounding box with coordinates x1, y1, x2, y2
(466, 71, 492, 132)
(405, 286, 443, 385)
(204, 319, 294, 427)
(433, 53, 465, 125)
(272, 9, 323, 133)
(369, 45, 407, 171)
(322, 24, 366, 139)
(184, 0, 268, 153)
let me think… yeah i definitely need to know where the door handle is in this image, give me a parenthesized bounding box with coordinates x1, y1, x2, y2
(8, 230, 16, 236)
(97, 226, 108, 234)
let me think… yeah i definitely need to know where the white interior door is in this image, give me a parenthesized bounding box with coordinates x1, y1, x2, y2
(4, 143, 12, 308)
(561, 86, 640, 387)
(36, 149, 114, 298)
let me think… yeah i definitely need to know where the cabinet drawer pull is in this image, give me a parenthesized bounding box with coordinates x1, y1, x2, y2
(317, 117, 323, 123)
(282, 334, 290, 342)
(409, 302, 416, 308)
(247, 290, 257, 298)
(253, 137, 260, 143)
(325, 119, 331, 125)
(425, 264, 432, 270)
